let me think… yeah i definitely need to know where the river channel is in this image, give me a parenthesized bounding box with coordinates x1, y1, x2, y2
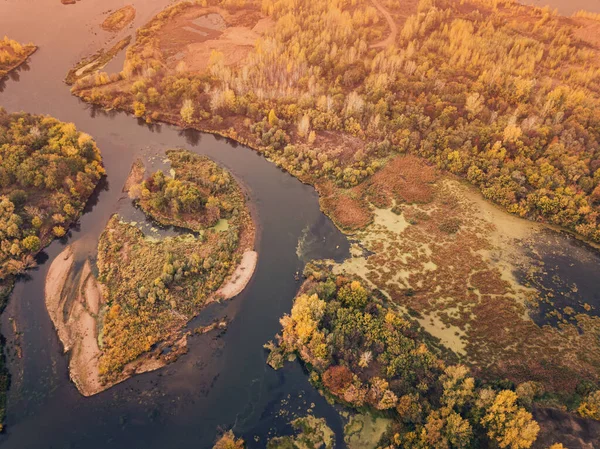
(0, 1, 350, 448)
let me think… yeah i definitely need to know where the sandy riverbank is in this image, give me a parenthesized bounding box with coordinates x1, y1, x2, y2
(216, 250, 258, 300)
(45, 245, 104, 396)
(44, 245, 195, 395)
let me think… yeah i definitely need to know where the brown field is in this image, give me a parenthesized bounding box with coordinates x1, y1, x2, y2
(157, 5, 272, 73)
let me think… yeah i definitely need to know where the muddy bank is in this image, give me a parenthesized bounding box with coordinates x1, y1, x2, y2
(44, 242, 213, 396)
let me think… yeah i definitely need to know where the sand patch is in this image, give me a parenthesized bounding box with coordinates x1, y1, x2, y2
(122, 158, 145, 194)
(156, 6, 273, 73)
(45, 246, 75, 350)
(216, 250, 257, 300)
(370, 0, 397, 48)
(45, 247, 104, 396)
(45, 245, 194, 395)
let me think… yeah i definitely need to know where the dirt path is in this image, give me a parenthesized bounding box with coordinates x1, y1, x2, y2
(370, 0, 397, 48)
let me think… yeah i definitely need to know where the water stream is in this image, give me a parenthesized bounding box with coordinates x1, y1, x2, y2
(0, 1, 349, 448)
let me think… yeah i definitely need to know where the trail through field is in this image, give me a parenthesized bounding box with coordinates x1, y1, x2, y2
(370, 0, 397, 48)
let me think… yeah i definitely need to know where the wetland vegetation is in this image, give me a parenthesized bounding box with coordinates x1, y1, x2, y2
(71, 0, 600, 242)
(267, 266, 543, 449)
(101, 5, 136, 32)
(213, 415, 334, 449)
(1, 0, 600, 446)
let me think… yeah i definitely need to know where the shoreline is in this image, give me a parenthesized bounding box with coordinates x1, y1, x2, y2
(79, 100, 600, 254)
(216, 250, 258, 300)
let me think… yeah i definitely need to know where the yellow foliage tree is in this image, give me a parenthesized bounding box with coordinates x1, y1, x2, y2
(481, 390, 540, 449)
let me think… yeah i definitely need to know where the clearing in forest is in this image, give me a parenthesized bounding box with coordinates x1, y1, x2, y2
(157, 5, 273, 73)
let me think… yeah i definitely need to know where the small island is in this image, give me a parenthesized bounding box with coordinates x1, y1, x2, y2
(0, 36, 36, 78)
(46, 149, 256, 395)
(0, 108, 105, 429)
(101, 6, 136, 33)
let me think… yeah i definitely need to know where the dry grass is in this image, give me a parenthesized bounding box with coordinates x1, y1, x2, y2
(319, 181, 373, 231)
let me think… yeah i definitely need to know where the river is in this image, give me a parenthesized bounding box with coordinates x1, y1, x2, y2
(0, 1, 350, 448)
(2, 0, 600, 448)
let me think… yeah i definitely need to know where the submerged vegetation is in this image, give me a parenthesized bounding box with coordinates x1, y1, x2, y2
(0, 108, 104, 427)
(0, 36, 36, 78)
(267, 415, 335, 449)
(212, 415, 333, 449)
(97, 150, 254, 383)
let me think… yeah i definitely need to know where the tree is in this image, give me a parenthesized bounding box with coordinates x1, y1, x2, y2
(21, 235, 41, 252)
(578, 390, 600, 420)
(268, 108, 279, 126)
(298, 114, 310, 137)
(213, 431, 244, 449)
(133, 101, 146, 117)
(440, 365, 475, 409)
(338, 280, 368, 309)
(180, 99, 195, 124)
(481, 390, 540, 449)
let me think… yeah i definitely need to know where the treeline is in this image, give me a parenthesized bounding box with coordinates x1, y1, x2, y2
(266, 264, 570, 449)
(73, 0, 600, 242)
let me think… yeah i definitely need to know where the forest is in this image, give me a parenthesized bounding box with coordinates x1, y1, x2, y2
(0, 108, 104, 428)
(97, 150, 254, 382)
(71, 0, 600, 242)
(0, 109, 104, 299)
(0, 36, 36, 78)
(265, 264, 572, 449)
